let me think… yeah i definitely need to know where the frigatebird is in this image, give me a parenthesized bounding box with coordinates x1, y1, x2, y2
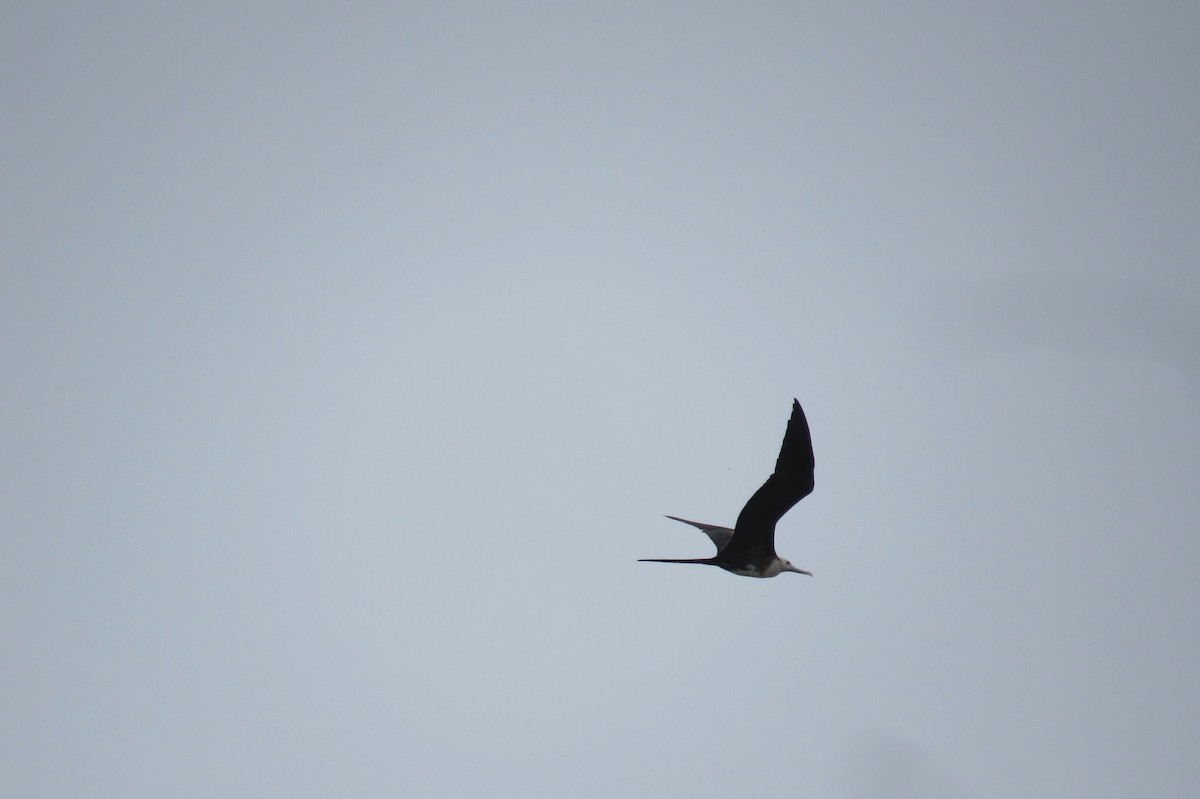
(640, 399, 815, 578)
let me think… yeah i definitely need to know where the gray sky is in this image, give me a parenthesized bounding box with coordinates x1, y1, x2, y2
(4, 2, 1199, 797)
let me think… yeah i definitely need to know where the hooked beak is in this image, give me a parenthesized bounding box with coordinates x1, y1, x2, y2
(787, 565, 813, 576)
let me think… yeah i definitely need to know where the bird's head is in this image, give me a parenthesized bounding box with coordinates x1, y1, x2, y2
(781, 559, 813, 577)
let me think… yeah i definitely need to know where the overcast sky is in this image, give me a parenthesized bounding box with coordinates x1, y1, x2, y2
(4, 3, 1199, 797)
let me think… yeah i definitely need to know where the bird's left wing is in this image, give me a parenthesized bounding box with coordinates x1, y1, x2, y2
(664, 515, 735, 553)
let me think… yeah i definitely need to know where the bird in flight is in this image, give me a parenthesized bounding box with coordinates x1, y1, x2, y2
(640, 399, 815, 578)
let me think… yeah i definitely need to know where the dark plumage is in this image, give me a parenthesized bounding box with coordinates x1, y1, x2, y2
(640, 399, 816, 578)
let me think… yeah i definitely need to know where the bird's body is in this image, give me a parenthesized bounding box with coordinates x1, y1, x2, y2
(640, 399, 816, 578)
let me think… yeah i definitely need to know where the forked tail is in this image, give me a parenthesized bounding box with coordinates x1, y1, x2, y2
(637, 557, 717, 565)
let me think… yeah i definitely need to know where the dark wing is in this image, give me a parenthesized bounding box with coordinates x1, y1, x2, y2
(721, 399, 815, 564)
(664, 515, 735, 553)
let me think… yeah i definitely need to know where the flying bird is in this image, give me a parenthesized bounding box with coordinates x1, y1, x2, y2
(640, 399, 815, 578)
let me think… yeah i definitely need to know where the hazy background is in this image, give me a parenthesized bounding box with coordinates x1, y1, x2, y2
(4, 2, 1198, 797)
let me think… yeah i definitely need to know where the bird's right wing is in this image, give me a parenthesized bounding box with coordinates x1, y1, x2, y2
(724, 399, 816, 561)
(664, 515, 735, 553)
